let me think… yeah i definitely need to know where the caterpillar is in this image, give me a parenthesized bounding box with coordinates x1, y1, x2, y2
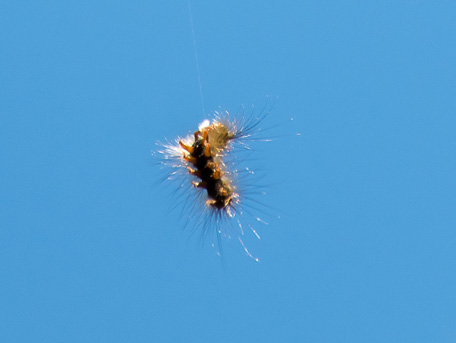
(155, 108, 270, 261)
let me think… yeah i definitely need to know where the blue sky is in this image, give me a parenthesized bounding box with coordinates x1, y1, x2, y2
(1, 1, 456, 342)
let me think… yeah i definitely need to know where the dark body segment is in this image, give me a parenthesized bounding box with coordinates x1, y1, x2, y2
(179, 128, 233, 209)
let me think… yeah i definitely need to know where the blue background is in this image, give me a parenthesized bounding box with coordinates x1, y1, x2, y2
(1, 1, 456, 342)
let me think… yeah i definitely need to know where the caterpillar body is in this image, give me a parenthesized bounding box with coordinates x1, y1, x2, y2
(156, 109, 270, 261)
(179, 119, 236, 210)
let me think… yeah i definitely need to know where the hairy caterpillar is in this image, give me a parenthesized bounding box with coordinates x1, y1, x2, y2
(155, 108, 270, 261)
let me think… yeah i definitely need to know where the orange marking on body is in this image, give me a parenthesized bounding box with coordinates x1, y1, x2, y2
(202, 129, 209, 141)
(186, 167, 201, 177)
(183, 155, 197, 165)
(205, 199, 216, 207)
(179, 140, 194, 154)
(213, 170, 221, 180)
(203, 143, 211, 157)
